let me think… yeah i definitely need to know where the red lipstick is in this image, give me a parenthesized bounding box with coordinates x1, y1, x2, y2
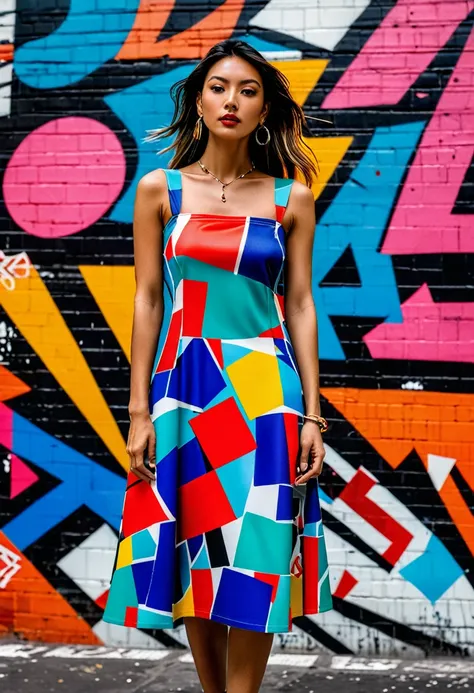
(219, 114, 240, 127)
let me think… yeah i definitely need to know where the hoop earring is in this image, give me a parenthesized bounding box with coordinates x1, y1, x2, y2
(193, 115, 203, 140)
(255, 123, 270, 146)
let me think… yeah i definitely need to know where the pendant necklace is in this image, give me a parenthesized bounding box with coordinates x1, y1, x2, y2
(198, 159, 255, 202)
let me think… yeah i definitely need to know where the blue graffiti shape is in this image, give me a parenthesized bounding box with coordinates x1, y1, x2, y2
(105, 64, 195, 223)
(240, 33, 295, 54)
(399, 534, 464, 604)
(2, 407, 125, 551)
(313, 121, 426, 360)
(14, 0, 141, 89)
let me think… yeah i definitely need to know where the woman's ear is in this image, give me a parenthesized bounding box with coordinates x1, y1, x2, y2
(261, 102, 270, 122)
(196, 92, 202, 117)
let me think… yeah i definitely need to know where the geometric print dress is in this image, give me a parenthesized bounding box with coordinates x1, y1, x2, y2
(103, 168, 333, 633)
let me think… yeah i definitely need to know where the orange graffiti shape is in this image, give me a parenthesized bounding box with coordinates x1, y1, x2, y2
(0, 43, 13, 63)
(116, 0, 245, 60)
(0, 366, 30, 402)
(0, 532, 100, 644)
(322, 388, 474, 556)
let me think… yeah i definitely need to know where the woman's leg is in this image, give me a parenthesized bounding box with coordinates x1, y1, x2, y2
(226, 627, 274, 693)
(184, 616, 228, 693)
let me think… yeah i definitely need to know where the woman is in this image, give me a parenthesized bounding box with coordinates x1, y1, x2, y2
(103, 38, 332, 693)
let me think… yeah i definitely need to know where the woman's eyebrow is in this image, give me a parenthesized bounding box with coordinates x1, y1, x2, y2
(207, 75, 261, 88)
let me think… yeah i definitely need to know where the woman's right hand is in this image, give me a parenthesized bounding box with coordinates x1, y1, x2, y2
(126, 411, 156, 482)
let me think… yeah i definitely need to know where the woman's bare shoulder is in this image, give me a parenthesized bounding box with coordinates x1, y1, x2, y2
(289, 179, 314, 203)
(286, 180, 315, 232)
(135, 170, 170, 221)
(136, 168, 168, 195)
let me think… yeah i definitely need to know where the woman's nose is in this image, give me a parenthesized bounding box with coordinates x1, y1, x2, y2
(223, 91, 238, 109)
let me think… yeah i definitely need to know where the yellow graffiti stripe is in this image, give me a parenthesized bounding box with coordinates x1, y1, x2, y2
(304, 136, 354, 200)
(271, 59, 328, 106)
(80, 266, 135, 363)
(0, 267, 128, 469)
(271, 59, 352, 200)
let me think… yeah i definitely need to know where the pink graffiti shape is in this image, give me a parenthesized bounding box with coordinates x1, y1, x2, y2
(382, 27, 474, 255)
(3, 117, 126, 238)
(0, 403, 13, 450)
(363, 284, 474, 363)
(322, 0, 474, 108)
(10, 454, 39, 500)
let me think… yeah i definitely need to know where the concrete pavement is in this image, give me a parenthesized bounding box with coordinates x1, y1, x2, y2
(0, 642, 473, 693)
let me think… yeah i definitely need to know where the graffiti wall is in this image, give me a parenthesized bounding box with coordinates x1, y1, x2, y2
(0, 0, 473, 655)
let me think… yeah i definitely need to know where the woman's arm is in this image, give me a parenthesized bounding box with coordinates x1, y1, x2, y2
(284, 182, 325, 484)
(126, 169, 167, 482)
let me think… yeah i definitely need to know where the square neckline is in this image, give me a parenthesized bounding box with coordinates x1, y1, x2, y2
(162, 169, 292, 236)
(162, 212, 286, 236)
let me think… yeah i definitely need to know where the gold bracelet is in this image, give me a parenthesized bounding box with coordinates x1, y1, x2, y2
(302, 413, 328, 433)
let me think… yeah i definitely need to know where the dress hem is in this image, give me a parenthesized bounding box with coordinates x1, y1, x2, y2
(102, 604, 333, 634)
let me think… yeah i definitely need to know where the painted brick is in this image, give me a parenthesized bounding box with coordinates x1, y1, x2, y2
(0, 0, 472, 658)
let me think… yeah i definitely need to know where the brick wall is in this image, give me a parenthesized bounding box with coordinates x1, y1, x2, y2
(0, 0, 473, 655)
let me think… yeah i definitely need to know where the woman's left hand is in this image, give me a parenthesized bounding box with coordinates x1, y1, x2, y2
(295, 421, 326, 485)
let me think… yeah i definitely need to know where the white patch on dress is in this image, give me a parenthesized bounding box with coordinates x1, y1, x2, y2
(221, 517, 243, 565)
(174, 279, 184, 311)
(151, 397, 201, 422)
(234, 217, 250, 274)
(171, 213, 191, 256)
(263, 404, 303, 417)
(221, 337, 276, 356)
(210, 567, 224, 607)
(244, 484, 281, 521)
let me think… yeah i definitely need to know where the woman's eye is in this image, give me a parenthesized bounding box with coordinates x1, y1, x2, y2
(210, 85, 256, 96)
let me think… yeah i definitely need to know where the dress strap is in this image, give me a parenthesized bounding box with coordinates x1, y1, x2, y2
(163, 168, 182, 217)
(274, 177, 294, 224)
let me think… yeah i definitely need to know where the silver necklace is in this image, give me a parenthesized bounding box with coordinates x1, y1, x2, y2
(198, 159, 255, 202)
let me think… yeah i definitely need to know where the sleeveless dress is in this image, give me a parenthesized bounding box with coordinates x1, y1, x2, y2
(103, 169, 333, 633)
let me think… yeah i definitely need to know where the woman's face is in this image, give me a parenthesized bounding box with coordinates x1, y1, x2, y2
(197, 55, 269, 140)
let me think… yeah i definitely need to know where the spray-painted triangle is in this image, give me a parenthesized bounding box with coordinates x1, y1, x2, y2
(10, 454, 39, 499)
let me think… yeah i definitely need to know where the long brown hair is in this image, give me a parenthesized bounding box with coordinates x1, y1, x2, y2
(145, 39, 318, 186)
